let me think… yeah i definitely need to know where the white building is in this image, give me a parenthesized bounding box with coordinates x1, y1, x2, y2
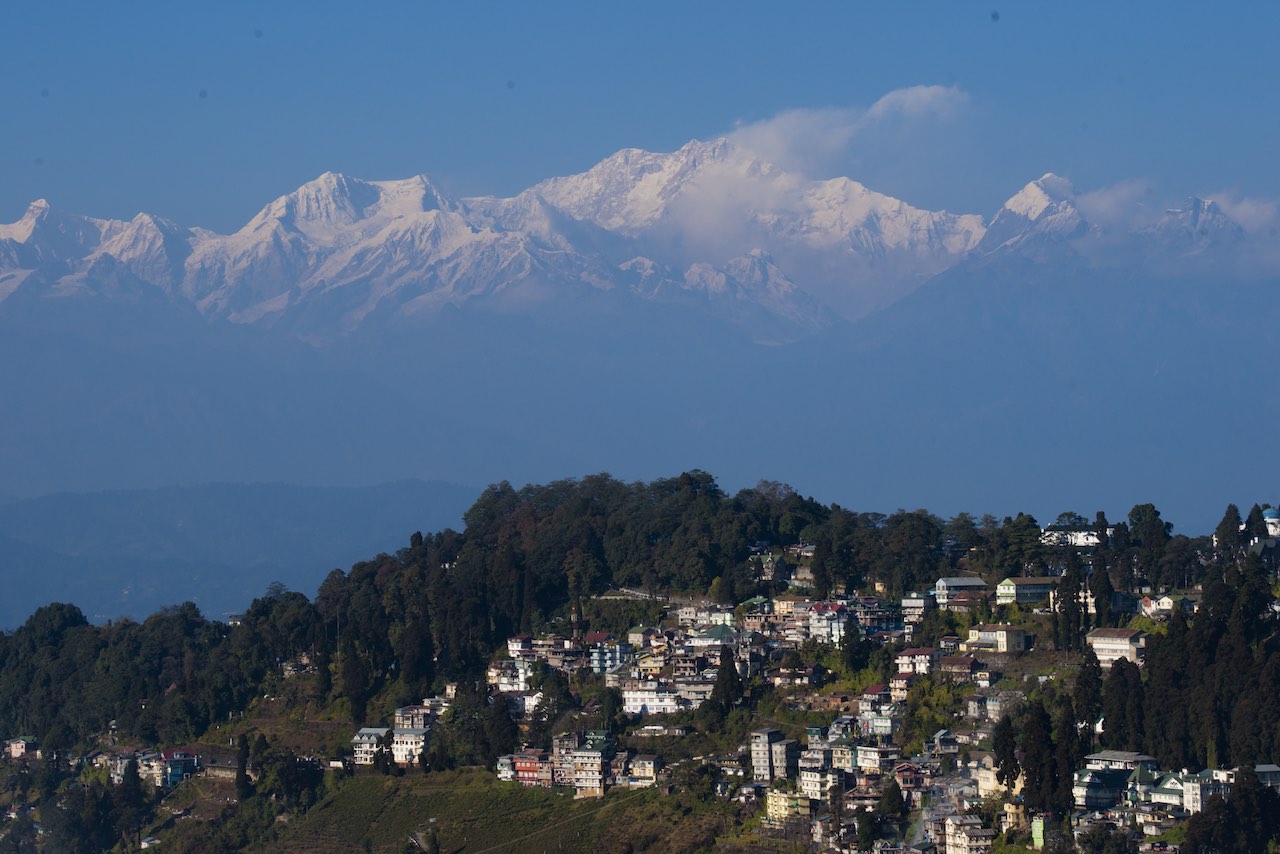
(1085, 628, 1147, 667)
(751, 729, 783, 782)
(391, 728, 429, 766)
(944, 814, 996, 854)
(622, 683, 682, 715)
(351, 727, 390, 765)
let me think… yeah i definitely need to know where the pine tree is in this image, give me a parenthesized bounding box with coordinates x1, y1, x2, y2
(1019, 701, 1057, 813)
(1073, 648, 1103, 752)
(876, 779, 907, 832)
(235, 734, 252, 800)
(993, 714, 1020, 790)
(1088, 555, 1113, 628)
(709, 645, 742, 719)
(112, 758, 146, 849)
(1052, 696, 1082, 815)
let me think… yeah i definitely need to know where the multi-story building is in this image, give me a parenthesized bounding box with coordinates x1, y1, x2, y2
(487, 659, 535, 693)
(772, 739, 799, 781)
(513, 750, 553, 788)
(901, 590, 936, 624)
(1085, 628, 1147, 667)
(995, 576, 1059, 606)
(1083, 750, 1159, 773)
(934, 577, 989, 609)
(622, 682, 682, 715)
(628, 754, 663, 787)
(798, 748, 835, 800)
(960, 624, 1030, 654)
(751, 729, 783, 782)
(552, 732, 584, 786)
(1040, 525, 1107, 549)
(764, 789, 816, 827)
(944, 814, 996, 854)
(856, 744, 900, 773)
(351, 727, 389, 765)
(394, 704, 436, 730)
(572, 748, 606, 797)
(895, 647, 942, 675)
(588, 641, 634, 674)
(391, 727, 429, 766)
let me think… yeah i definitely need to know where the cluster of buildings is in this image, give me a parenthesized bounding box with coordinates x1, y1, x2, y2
(105, 748, 202, 789)
(477, 536, 1234, 848)
(3, 734, 207, 792)
(349, 696, 450, 768)
(495, 730, 665, 797)
(1071, 751, 1280, 823)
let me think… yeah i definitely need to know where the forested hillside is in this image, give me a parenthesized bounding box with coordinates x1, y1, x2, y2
(0, 472, 1267, 752)
(1, 470, 1278, 849)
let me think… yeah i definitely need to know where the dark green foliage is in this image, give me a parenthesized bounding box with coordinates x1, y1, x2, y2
(525, 669, 575, 749)
(1018, 700, 1057, 813)
(236, 734, 252, 800)
(113, 757, 148, 849)
(39, 781, 115, 854)
(1052, 695, 1083, 814)
(1054, 557, 1085, 651)
(855, 806, 877, 851)
(706, 645, 743, 722)
(1127, 503, 1171, 587)
(1073, 647, 1104, 753)
(430, 682, 519, 769)
(1076, 825, 1137, 854)
(1245, 504, 1269, 543)
(1213, 503, 1243, 560)
(840, 615, 875, 674)
(875, 779, 906, 826)
(993, 713, 1019, 789)
(1102, 659, 1144, 752)
(1088, 555, 1114, 628)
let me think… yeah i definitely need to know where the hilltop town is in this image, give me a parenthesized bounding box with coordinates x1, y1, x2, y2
(1, 475, 1278, 853)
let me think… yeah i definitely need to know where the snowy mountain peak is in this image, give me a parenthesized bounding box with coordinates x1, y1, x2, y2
(978, 173, 1087, 254)
(1149, 197, 1245, 250)
(246, 172, 382, 238)
(0, 199, 58, 243)
(527, 136, 756, 232)
(1002, 173, 1076, 221)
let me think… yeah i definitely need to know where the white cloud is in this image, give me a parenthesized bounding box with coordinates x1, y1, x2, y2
(1206, 192, 1280, 235)
(861, 84, 970, 125)
(725, 85, 969, 176)
(1076, 179, 1157, 229)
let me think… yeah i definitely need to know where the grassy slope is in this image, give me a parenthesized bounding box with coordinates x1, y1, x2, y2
(266, 769, 736, 854)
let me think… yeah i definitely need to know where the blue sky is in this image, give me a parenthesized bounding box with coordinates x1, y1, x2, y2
(2, 2, 1277, 233)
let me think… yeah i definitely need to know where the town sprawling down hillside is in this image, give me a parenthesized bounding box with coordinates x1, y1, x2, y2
(2, 471, 1280, 852)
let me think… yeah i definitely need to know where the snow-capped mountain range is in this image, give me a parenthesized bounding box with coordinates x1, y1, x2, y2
(0, 139, 1261, 344)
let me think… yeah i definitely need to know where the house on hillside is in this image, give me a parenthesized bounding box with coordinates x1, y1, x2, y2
(1085, 628, 1147, 667)
(392, 728, 429, 766)
(996, 576, 1059, 606)
(5, 738, 37, 761)
(895, 647, 942, 675)
(935, 577, 989, 609)
(960, 624, 1029, 654)
(351, 728, 389, 765)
